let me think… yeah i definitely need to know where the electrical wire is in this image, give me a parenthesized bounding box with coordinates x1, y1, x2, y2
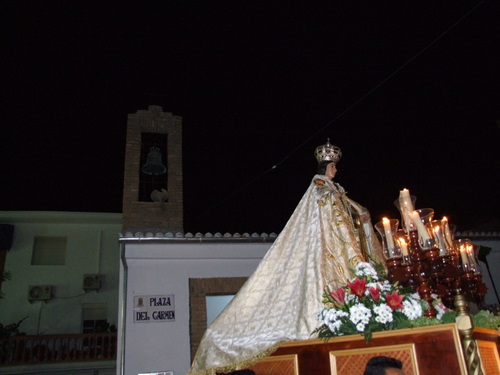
(195, 0, 488, 223)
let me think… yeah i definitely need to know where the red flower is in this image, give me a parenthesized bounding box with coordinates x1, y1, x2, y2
(330, 287, 346, 305)
(385, 291, 404, 310)
(347, 277, 367, 298)
(368, 286, 380, 302)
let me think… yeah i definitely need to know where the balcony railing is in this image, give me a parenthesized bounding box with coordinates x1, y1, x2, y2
(0, 332, 117, 366)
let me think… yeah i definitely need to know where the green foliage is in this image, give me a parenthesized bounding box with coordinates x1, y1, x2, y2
(366, 254, 387, 280)
(407, 316, 443, 327)
(435, 310, 500, 330)
(472, 310, 500, 330)
(0, 317, 27, 339)
(440, 311, 458, 324)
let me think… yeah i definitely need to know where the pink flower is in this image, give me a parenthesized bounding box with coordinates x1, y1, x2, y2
(347, 278, 367, 298)
(436, 302, 449, 312)
(330, 287, 346, 305)
(369, 286, 380, 302)
(385, 291, 404, 311)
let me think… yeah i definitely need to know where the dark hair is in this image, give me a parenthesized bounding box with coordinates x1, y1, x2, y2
(363, 356, 403, 375)
(317, 160, 336, 175)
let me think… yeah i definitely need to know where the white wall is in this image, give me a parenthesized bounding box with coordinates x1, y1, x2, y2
(0, 212, 122, 335)
(117, 240, 272, 375)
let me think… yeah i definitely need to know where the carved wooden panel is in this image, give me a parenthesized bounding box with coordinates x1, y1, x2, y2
(262, 324, 470, 375)
(329, 344, 418, 375)
(476, 340, 500, 375)
(249, 354, 298, 375)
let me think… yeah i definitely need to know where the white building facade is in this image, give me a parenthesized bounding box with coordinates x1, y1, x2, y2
(117, 233, 275, 375)
(0, 211, 122, 375)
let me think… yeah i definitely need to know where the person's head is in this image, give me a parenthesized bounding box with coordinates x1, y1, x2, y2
(314, 139, 342, 178)
(363, 356, 405, 375)
(317, 160, 337, 180)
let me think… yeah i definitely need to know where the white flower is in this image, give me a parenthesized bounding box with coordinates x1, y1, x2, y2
(349, 303, 372, 325)
(346, 294, 357, 303)
(380, 280, 393, 292)
(435, 306, 446, 320)
(411, 292, 421, 300)
(402, 299, 423, 320)
(373, 304, 394, 324)
(433, 300, 449, 320)
(356, 322, 366, 332)
(322, 309, 349, 333)
(323, 309, 335, 324)
(339, 310, 349, 318)
(323, 309, 348, 325)
(328, 320, 343, 332)
(317, 309, 327, 321)
(354, 262, 379, 280)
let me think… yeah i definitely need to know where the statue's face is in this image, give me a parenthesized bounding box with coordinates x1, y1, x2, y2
(325, 162, 337, 180)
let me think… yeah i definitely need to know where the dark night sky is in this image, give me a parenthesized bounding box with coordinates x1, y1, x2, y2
(3, 1, 499, 234)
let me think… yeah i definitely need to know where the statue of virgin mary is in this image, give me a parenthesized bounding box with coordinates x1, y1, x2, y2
(188, 139, 384, 375)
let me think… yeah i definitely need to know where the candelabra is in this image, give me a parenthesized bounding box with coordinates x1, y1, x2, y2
(406, 226, 438, 318)
(384, 190, 488, 312)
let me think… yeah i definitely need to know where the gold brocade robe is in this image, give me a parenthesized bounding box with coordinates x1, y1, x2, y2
(188, 175, 381, 375)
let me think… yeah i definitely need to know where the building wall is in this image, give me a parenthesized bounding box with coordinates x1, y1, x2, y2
(0, 211, 122, 335)
(117, 240, 273, 375)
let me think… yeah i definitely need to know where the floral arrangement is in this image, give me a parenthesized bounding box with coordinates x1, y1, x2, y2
(314, 262, 448, 341)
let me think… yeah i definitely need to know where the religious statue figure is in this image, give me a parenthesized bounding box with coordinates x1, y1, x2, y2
(188, 139, 384, 375)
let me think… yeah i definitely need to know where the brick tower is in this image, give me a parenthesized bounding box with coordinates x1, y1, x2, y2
(122, 105, 183, 233)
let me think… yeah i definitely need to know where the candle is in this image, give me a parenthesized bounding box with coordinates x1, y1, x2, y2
(399, 189, 414, 231)
(466, 244, 474, 257)
(442, 216, 454, 247)
(410, 211, 431, 241)
(382, 218, 395, 249)
(460, 245, 469, 266)
(433, 225, 446, 255)
(398, 238, 409, 256)
(465, 243, 478, 272)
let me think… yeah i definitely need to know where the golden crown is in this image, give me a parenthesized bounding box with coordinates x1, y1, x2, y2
(314, 138, 342, 163)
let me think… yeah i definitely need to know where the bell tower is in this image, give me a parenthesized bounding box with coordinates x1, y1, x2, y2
(122, 105, 183, 233)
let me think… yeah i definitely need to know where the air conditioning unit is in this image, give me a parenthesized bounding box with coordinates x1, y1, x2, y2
(28, 285, 52, 301)
(83, 274, 102, 291)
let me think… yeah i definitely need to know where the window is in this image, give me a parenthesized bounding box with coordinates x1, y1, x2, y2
(31, 236, 67, 265)
(206, 295, 235, 326)
(82, 303, 108, 333)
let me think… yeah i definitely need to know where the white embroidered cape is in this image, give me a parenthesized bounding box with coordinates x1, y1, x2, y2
(188, 175, 382, 375)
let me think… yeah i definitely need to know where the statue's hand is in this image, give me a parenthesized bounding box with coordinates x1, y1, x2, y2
(314, 179, 325, 186)
(360, 212, 370, 223)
